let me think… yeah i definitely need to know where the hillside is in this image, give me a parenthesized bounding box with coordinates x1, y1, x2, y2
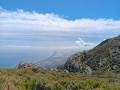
(0, 68, 120, 90)
(58, 35, 120, 74)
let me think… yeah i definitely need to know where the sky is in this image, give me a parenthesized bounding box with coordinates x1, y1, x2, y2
(1, 0, 120, 20)
(0, 0, 120, 55)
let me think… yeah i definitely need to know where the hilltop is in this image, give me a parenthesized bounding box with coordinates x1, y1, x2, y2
(58, 35, 120, 74)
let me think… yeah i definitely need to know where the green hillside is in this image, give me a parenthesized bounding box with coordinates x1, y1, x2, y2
(59, 35, 120, 74)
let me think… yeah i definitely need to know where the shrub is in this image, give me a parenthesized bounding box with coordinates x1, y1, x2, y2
(74, 72, 79, 75)
(0, 77, 5, 89)
(7, 69, 13, 72)
(55, 84, 64, 90)
(32, 68, 40, 73)
(72, 85, 79, 90)
(85, 80, 101, 89)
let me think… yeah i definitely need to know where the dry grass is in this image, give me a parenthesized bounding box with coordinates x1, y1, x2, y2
(0, 68, 120, 90)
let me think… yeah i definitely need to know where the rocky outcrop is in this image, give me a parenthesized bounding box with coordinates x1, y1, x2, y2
(16, 61, 37, 69)
(51, 68, 59, 71)
(61, 35, 120, 74)
(64, 51, 93, 74)
(64, 70, 69, 73)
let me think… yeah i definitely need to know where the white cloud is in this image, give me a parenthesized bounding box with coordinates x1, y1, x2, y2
(76, 38, 98, 49)
(0, 7, 120, 32)
(0, 7, 119, 51)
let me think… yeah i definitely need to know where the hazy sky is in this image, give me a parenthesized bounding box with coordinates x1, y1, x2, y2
(0, 0, 120, 50)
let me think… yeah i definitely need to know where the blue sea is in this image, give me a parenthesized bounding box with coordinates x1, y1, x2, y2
(0, 48, 52, 68)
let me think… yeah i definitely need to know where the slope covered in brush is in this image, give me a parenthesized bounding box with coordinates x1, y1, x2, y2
(0, 68, 120, 90)
(61, 35, 120, 74)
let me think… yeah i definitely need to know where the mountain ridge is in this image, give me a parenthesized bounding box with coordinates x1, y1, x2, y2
(58, 35, 120, 74)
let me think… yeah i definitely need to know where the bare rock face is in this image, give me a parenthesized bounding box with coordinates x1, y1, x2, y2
(85, 65, 93, 74)
(64, 52, 93, 74)
(51, 68, 59, 71)
(64, 70, 69, 73)
(16, 61, 37, 68)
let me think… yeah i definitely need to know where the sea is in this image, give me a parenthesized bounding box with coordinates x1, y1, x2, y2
(0, 48, 52, 68)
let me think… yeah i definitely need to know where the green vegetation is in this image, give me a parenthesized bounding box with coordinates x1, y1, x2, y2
(0, 68, 120, 90)
(0, 77, 5, 85)
(0, 77, 5, 89)
(63, 35, 120, 74)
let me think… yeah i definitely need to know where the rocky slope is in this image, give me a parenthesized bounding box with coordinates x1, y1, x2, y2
(59, 35, 120, 74)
